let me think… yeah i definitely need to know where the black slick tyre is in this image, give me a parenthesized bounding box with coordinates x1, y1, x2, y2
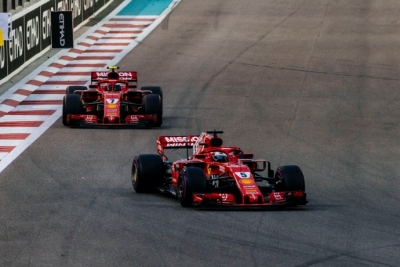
(132, 154, 164, 193)
(141, 86, 163, 111)
(62, 96, 68, 126)
(274, 165, 305, 192)
(64, 94, 82, 127)
(177, 167, 207, 207)
(141, 86, 163, 124)
(142, 94, 162, 127)
(66, 86, 87, 94)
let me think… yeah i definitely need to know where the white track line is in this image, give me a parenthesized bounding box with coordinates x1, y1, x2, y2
(0, 0, 182, 173)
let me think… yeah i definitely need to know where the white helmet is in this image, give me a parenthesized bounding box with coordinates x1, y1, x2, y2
(212, 151, 228, 162)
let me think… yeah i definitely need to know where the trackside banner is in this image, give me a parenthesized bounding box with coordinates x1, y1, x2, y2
(0, 0, 111, 82)
(51, 11, 73, 48)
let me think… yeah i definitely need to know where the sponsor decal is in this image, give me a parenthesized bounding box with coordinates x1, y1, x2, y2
(245, 189, 258, 194)
(106, 99, 119, 104)
(42, 8, 53, 41)
(107, 104, 116, 108)
(96, 72, 108, 77)
(243, 185, 256, 188)
(26, 16, 40, 50)
(41, 0, 55, 48)
(270, 192, 284, 201)
(164, 136, 199, 143)
(51, 11, 73, 48)
(211, 174, 219, 188)
(84, 0, 94, 10)
(59, 13, 65, 46)
(7, 16, 23, 73)
(9, 25, 23, 62)
(0, 45, 4, 68)
(56, 0, 69, 11)
(165, 143, 191, 147)
(85, 115, 96, 122)
(240, 179, 253, 185)
(210, 174, 219, 179)
(215, 193, 235, 203)
(235, 172, 251, 178)
(25, 7, 41, 60)
(72, 0, 82, 19)
(83, 0, 95, 19)
(118, 72, 132, 77)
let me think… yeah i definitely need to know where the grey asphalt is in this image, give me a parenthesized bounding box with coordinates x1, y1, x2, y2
(1, 0, 400, 266)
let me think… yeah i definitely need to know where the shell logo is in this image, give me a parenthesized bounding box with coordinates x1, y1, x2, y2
(240, 179, 253, 185)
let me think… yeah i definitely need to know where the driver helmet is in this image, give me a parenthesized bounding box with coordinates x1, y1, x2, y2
(107, 83, 113, 91)
(212, 151, 228, 162)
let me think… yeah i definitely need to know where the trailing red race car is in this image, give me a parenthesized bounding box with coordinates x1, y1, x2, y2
(132, 130, 307, 208)
(62, 66, 163, 127)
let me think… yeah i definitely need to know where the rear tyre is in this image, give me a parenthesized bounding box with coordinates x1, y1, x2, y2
(142, 94, 162, 127)
(274, 165, 305, 192)
(64, 94, 82, 127)
(66, 86, 87, 94)
(132, 154, 164, 193)
(177, 167, 207, 207)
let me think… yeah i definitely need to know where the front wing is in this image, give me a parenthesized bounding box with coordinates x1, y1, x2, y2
(66, 114, 157, 126)
(191, 191, 307, 209)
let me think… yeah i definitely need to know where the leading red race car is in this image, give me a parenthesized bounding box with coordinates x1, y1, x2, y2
(62, 66, 163, 127)
(132, 130, 307, 208)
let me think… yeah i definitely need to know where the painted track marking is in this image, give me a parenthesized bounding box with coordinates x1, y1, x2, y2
(0, 0, 181, 172)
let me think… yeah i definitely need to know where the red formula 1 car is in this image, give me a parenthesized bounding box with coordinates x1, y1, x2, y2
(132, 130, 307, 208)
(62, 66, 162, 127)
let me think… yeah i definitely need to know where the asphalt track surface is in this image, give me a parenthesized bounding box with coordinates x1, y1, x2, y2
(1, 0, 400, 266)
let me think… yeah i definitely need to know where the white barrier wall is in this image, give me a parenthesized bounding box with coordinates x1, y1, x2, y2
(0, 0, 112, 84)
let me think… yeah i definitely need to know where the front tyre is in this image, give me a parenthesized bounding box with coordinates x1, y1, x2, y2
(132, 154, 164, 193)
(62, 96, 68, 126)
(177, 167, 207, 207)
(66, 85, 87, 94)
(64, 94, 82, 127)
(274, 165, 305, 192)
(141, 86, 163, 114)
(142, 94, 162, 127)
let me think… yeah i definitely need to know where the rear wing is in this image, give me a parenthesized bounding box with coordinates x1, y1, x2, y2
(157, 135, 199, 159)
(90, 71, 138, 88)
